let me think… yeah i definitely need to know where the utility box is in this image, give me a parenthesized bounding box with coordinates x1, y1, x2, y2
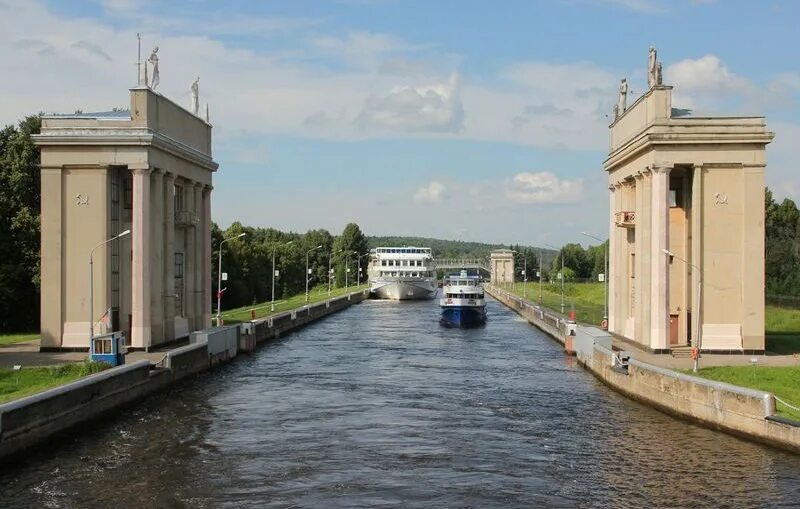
(90, 331, 127, 366)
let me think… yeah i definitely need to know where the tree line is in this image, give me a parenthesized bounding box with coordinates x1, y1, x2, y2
(213, 222, 369, 311)
(2, 112, 800, 331)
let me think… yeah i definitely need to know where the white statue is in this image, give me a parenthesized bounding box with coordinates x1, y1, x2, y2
(617, 78, 628, 115)
(190, 77, 200, 115)
(148, 46, 160, 90)
(647, 46, 658, 89)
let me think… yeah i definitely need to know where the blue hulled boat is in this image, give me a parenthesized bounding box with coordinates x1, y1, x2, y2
(439, 271, 487, 327)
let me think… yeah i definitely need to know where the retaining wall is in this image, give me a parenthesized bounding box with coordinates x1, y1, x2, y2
(487, 285, 800, 453)
(0, 361, 170, 460)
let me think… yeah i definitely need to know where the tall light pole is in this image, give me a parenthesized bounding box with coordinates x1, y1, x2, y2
(345, 251, 353, 290)
(544, 243, 565, 315)
(89, 229, 130, 341)
(271, 240, 293, 312)
(216, 232, 246, 326)
(538, 247, 543, 303)
(663, 249, 703, 372)
(328, 248, 342, 297)
(306, 245, 323, 303)
(582, 231, 608, 327)
(511, 249, 527, 299)
(357, 252, 370, 288)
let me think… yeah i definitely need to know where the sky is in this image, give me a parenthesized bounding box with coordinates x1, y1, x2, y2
(1, 0, 798, 247)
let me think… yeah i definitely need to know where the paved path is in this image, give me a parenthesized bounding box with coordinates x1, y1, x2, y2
(611, 337, 800, 370)
(0, 339, 172, 368)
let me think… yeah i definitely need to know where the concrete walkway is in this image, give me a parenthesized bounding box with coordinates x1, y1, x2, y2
(612, 338, 800, 370)
(0, 339, 169, 368)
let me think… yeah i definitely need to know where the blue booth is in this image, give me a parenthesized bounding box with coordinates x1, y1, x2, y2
(90, 331, 127, 366)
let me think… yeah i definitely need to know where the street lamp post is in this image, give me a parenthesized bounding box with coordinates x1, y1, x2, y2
(89, 229, 130, 341)
(538, 248, 543, 303)
(357, 252, 370, 289)
(663, 249, 703, 372)
(328, 248, 342, 298)
(216, 232, 246, 326)
(511, 250, 527, 299)
(345, 251, 352, 290)
(271, 240, 293, 312)
(306, 245, 323, 303)
(581, 231, 608, 328)
(544, 243, 565, 315)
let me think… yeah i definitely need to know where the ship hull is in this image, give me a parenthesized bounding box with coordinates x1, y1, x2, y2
(371, 280, 436, 300)
(440, 306, 487, 328)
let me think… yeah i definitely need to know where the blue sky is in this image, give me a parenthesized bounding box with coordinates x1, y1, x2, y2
(1, 0, 798, 246)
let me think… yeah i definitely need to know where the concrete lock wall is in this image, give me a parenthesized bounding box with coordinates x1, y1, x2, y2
(486, 285, 800, 453)
(0, 289, 369, 462)
(165, 342, 209, 380)
(0, 361, 161, 460)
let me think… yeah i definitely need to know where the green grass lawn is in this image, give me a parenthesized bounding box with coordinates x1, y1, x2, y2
(503, 281, 606, 325)
(765, 305, 800, 355)
(691, 365, 800, 421)
(0, 332, 40, 347)
(219, 284, 369, 324)
(0, 361, 110, 404)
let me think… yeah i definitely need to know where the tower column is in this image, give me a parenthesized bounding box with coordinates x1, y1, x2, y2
(607, 184, 616, 332)
(163, 172, 176, 343)
(131, 166, 152, 349)
(649, 164, 672, 350)
(202, 185, 213, 328)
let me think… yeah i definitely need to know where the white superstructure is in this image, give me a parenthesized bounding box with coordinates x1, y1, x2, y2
(369, 247, 436, 300)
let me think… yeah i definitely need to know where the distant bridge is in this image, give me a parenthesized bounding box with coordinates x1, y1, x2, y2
(436, 258, 490, 273)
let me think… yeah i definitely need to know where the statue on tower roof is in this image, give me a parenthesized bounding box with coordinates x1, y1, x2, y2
(148, 46, 160, 90)
(647, 46, 658, 89)
(191, 77, 200, 115)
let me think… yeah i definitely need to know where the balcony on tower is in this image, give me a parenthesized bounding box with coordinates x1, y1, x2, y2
(175, 209, 200, 228)
(615, 211, 636, 228)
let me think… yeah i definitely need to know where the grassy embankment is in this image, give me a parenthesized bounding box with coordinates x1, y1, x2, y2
(0, 332, 39, 347)
(692, 365, 800, 421)
(0, 361, 110, 404)
(219, 284, 368, 324)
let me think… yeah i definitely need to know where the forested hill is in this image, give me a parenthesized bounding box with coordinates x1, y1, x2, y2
(366, 236, 549, 259)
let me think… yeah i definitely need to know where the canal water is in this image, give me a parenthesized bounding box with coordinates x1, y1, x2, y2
(2, 298, 799, 508)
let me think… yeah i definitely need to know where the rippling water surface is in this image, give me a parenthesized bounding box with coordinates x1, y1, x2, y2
(2, 297, 799, 508)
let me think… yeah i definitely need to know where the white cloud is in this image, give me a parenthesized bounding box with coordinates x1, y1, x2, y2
(505, 172, 584, 204)
(605, 0, 666, 13)
(356, 73, 464, 133)
(665, 54, 752, 94)
(413, 181, 447, 204)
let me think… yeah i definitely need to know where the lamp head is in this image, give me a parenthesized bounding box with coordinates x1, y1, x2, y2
(119, 229, 131, 237)
(237, 233, 246, 238)
(662, 249, 674, 256)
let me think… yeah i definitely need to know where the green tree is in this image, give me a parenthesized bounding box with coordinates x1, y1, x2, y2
(333, 223, 369, 287)
(765, 188, 800, 294)
(552, 243, 591, 279)
(0, 115, 41, 331)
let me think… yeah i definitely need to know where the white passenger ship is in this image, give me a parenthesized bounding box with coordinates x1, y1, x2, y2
(369, 247, 436, 300)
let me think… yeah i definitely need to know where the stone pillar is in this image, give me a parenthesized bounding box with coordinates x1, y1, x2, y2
(183, 181, 196, 331)
(163, 172, 176, 343)
(742, 165, 766, 350)
(690, 164, 703, 349)
(40, 166, 64, 349)
(633, 173, 645, 344)
(649, 164, 672, 350)
(149, 169, 164, 346)
(202, 186, 213, 328)
(131, 166, 152, 349)
(607, 184, 616, 332)
(193, 183, 204, 330)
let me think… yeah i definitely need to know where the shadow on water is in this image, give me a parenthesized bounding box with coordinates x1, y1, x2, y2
(2, 296, 800, 508)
